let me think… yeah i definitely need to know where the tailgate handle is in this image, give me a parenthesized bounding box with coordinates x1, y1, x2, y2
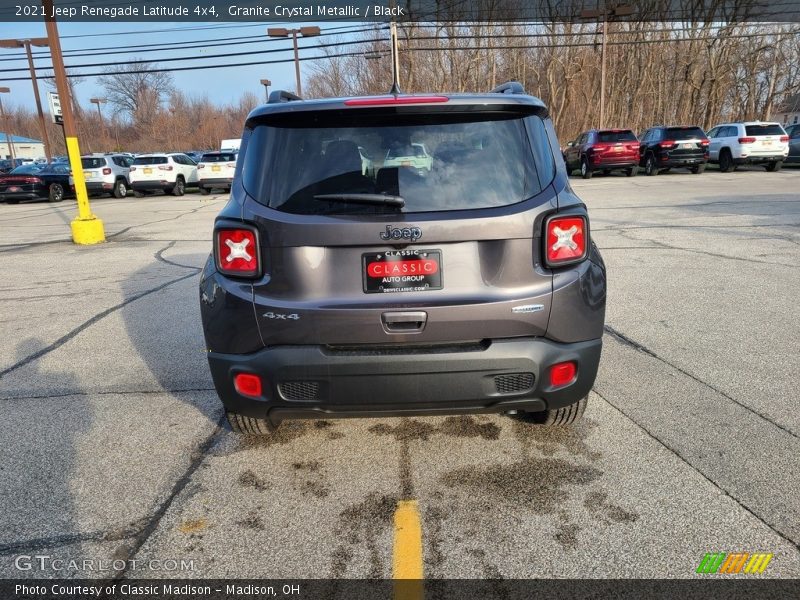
(381, 311, 427, 333)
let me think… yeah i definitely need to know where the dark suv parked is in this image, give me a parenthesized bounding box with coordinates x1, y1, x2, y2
(563, 129, 639, 178)
(638, 126, 709, 175)
(200, 83, 607, 435)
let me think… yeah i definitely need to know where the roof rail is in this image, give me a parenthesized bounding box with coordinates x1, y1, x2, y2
(490, 81, 525, 95)
(268, 90, 303, 104)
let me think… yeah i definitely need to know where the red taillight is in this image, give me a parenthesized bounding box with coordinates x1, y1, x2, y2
(215, 228, 260, 278)
(550, 361, 577, 387)
(344, 95, 449, 106)
(102, 167, 112, 175)
(659, 140, 677, 149)
(700, 139, 710, 146)
(779, 135, 789, 142)
(545, 215, 588, 267)
(158, 164, 173, 171)
(234, 373, 262, 397)
(738, 137, 756, 144)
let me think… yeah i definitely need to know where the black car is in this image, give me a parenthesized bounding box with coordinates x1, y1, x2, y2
(200, 84, 606, 436)
(638, 125, 709, 175)
(0, 163, 73, 204)
(786, 124, 800, 164)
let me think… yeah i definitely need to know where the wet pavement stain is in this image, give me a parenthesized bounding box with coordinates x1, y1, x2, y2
(584, 490, 639, 524)
(236, 511, 265, 531)
(292, 460, 321, 472)
(238, 469, 270, 491)
(300, 480, 330, 498)
(177, 517, 208, 534)
(424, 504, 446, 573)
(554, 521, 581, 550)
(369, 415, 501, 442)
(330, 492, 396, 578)
(512, 417, 602, 461)
(439, 415, 501, 440)
(440, 458, 602, 514)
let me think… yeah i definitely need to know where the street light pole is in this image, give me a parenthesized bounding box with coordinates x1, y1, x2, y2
(266, 27, 321, 97)
(0, 88, 15, 161)
(42, 0, 105, 245)
(260, 78, 271, 102)
(90, 97, 107, 151)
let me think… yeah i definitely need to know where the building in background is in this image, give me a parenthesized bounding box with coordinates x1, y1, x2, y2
(0, 134, 45, 160)
(777, 94, 800, 127)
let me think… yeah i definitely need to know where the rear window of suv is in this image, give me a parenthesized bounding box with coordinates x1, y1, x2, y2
(201, 153, 237, 162)
(242, 111, 549, 214)
(81, 157, 107, 169)
(665, 127, 706, 139)
(597, 130, 637, 143)
(133, 156, 168, 165)
(745, 124, 785, 136)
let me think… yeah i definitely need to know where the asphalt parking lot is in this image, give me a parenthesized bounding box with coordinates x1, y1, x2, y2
(0, 166, 798, 581)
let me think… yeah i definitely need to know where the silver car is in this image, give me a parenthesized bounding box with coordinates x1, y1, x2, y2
(80, 154, 133, 198)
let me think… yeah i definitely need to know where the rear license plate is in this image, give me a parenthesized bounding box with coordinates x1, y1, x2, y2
(363, 250, 442, 294)
(83, 171, 92, 178)
(614, 145, 622, 152)
(212, 165, 221, 172)
(144, 168, 153, 174)
(762, 140, 772, 146)
(8, 186, 20, 192)
(681, 143, 692, 149)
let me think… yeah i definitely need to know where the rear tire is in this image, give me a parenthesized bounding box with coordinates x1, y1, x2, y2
(226, 411, 275, 435)
(766, 160, 783, 172)
(48, 183, 65, 202)
(514, 395, 588, 426)
(644, 154, 658, 176)
(580, 157, 592, 179)
(172, 176, 185, 196)
(691, 164, 706, 174)
(113, 179, 127, 198)
(719, 150, 735, 173)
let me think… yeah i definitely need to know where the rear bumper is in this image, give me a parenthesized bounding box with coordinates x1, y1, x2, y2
(198, 177, 233, 188)
(0, 191, 40, 202)
(587, 158, 637, 170)
(208, 337, 602, 425)
(657, 156, 706, 167)
(131, 180, 172, 191)
(734, 154, 788, 164)
(85, 181, 113, 193)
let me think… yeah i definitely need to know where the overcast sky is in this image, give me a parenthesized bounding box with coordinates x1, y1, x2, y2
(0, 20, 368, 113)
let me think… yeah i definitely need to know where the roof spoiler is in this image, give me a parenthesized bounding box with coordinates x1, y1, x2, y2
(490, 81, 525, 95)
(268, 90, 303, 104)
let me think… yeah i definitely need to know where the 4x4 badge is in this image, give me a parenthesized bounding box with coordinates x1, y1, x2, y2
(380, 225, 422, 242)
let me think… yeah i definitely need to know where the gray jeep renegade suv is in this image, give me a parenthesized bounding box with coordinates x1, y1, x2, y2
(199, 83, 606, 435)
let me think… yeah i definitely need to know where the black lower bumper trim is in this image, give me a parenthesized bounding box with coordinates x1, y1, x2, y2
(208, 337, 603, 425)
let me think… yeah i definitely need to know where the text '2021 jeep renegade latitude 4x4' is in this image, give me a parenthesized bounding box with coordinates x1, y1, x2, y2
(200, 83, 606, 435)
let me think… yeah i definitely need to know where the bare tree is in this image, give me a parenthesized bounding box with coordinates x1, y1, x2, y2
(97, 60, 174, 121)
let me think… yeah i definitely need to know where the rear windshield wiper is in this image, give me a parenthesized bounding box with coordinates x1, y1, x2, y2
(314, 193, 405, 208)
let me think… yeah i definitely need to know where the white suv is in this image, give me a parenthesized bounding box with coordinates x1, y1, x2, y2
(707, 122, 789, 172)
(196, 151, 237, 195)
(81, 154, 132, 198)
(129, 153, 198, 196)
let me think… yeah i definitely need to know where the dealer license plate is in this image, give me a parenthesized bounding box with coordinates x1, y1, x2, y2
(83, 171, 92, 178)
(362, 250, 442, 294)
(144, 168, 153, 175)
(212, 165, 221, 172)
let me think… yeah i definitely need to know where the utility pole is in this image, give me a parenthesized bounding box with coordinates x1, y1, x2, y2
(266, 27, 321, 97)
(43, 0, 105, 244)
(260, 78, 271, 102)
(581, 3, 633, 129)
(0, 88, 14, 161)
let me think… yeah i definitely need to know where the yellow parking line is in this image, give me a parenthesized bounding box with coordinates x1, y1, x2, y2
(393, 500, 423, 600)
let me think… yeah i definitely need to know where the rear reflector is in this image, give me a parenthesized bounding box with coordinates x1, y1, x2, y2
(550, 362, 577, 387)
(545, 215, 588, 267)
(738, 137, 756, 144)
(234, 373, 262, 397)
(215, 228, 260, 278)
(344, 95, 449, 106)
